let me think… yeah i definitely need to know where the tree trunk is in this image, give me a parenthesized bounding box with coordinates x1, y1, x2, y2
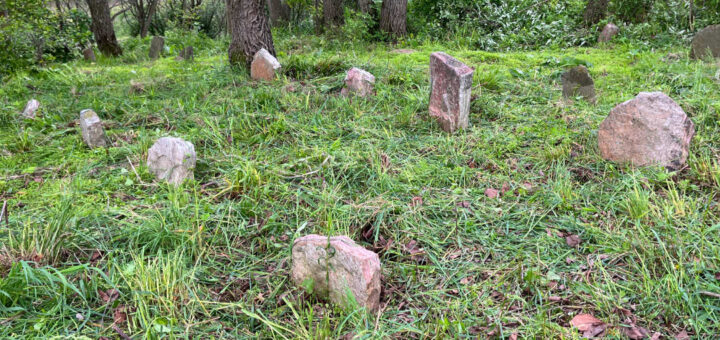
(357, 0, 371, 13)
(323, 0, 344, 28)
(267, 0, 290, 25)
(582, 0, 608, 27)
(227, 0, 275, 69)
(86, 0, 123, 56)
(379, 0, 407, 36)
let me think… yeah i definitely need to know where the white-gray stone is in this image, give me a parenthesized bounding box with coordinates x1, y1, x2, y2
(22, 99, 40, 119)
(147, 137, 196, 185)
(79, 109, 107, 148)
(250, 48, 281, 81)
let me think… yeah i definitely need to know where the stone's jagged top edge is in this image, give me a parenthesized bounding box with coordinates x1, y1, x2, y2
(429, 51, 474, 76)
(293, 234, 379, 261)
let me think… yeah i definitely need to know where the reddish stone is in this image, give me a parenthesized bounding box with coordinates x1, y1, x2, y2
(598, 92, 694, 170)
(341, 67, 375, 97)
(429, 52, 474, 132)
(598, 23, 619, 43)
(292, 235, 381, 311)
(250, 48, 281, 81)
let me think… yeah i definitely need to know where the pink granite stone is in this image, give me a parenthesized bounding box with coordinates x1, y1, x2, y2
(429, 52, 474, 132)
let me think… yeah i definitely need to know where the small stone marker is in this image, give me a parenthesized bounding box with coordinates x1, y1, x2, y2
(429, 52, 474, 133)
(292, 234, 381, 311)
(147, 137, 196, 185)
(341, 67, 375, 97)
(176, 46, 194, 61)
(83, 47, 96, 62)
(562, 65, 596, 103)
(598, 23, 619, 43)
(149, 36, 165, 60)
(250, 48, 281, 81)
(598, 92, 695, 170)
(691, 24, 720, 59)
(79, 109, 107, 148)
(22, 99, 40, 119)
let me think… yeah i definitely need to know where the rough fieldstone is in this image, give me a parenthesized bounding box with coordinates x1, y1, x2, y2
(429, 52, 474, 132)
(598, 92, 694, 170)
(79, 109, 107, 148)
(691, 24, 720, 60)
(250, 48, 281, 81)
(83, 47, 96, 62)
(598, 23, 619, 43)
(149, 36, 165, 60)
(22, 99, 40, 119)
(292, 235, 381, 311)
(147, 137, 196, 185)
(176, 46, 194, 61)
(341, 67, 375, 97)
(562, 65, 596, 103)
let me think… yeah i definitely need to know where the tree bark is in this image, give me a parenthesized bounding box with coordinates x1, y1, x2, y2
(227, 0, 275, 69)
(323, 0, 344, 28)
(267, 0, 290, 25)
(582, 0, 608, 27)
(86, 0, 123, 56)
(123, 0, 160, 38)
(379, 0, 407, 36)
(357, 0, 371, 13)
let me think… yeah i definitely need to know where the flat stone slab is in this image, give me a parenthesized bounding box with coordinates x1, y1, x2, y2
(149, 36, 164, 60)
(429, 52, 474, 132)
(79, 109, 107, 148)
(598, 92, 694, 170)
(691, 24, 720, 59)
(562, 65, 596, 103)
(598, 23, 619, 43)
(292, 234, 381, 311)
(22, 99, 40, 119)
(341, 67, 375, 97)
(147, 137, 196, 185)
(251, 48, 281, 81)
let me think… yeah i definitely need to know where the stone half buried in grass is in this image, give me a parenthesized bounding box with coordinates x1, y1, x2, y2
(291, 234, 381, 312)
(22, 99, 40, 119)
(146, 137, 196, 186)
(79, 109, 107, 148)
(691, 24, 720, 60)
(598, 92, 695, 171)
(429, 52, 474, 133)
(149, 36, 165, 60)
(562, 65, 596, 104)
(341, 67, 375, 97)
(250, 48, 281, 81)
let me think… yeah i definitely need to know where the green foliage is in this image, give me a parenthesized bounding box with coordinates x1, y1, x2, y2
(0, 1, 91, 77)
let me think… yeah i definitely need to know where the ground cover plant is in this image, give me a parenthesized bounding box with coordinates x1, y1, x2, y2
(2, 17, 720, 340)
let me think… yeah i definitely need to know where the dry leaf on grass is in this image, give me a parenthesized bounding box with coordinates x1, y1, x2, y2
(485, 188, 499, 199)
(570, 313, 607, 338)
(566, 234, 581, 247)
(675, 330, 690, 340)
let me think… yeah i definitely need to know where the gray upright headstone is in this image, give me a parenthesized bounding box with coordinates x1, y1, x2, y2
(149, 36, 165, 60)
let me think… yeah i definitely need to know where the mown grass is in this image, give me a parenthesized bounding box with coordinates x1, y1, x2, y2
(1, 32, 719, 338)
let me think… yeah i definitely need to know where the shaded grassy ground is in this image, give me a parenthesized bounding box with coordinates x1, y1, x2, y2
(1, 32, 719, 338)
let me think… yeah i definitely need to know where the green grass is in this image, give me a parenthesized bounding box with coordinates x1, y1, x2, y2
(1, 32, 719, 338)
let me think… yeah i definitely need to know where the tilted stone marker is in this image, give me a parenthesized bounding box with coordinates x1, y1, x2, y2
(83, 47, 96, 62)
(147, 137, 196, 185)
(79, 109, 107, 148)
(562, 65, 596, 103)
(429, 52, 474, 133)
(598, 92, 695, 170)
(250, 48, 281, 81)
(149, 36, 165, 60)
(292, 235, 381, 311)
(341, 67, 375, 97)
(691, 24, 720, 59)
(22, 99, 40, 119)
(598, 23, 619, 43)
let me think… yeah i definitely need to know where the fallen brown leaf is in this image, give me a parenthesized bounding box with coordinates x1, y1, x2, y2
(566, 234, 581, 247)
(675, 330, 690, 340)
(570, 313, 607, 339)
(410, 196, 423, 207)
(624, 324, 650, 339)
(485, 188, 499, 199)
(99, 289, 120, 304)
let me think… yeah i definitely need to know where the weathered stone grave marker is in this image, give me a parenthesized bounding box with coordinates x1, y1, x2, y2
(79, 109, 107, 148)
(341, 67, 375, 97)
(250, 48, 281, 81)
(147, 137, 196, 185)
(562, 65, 596, 103)
(429, 52, 474, 133)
